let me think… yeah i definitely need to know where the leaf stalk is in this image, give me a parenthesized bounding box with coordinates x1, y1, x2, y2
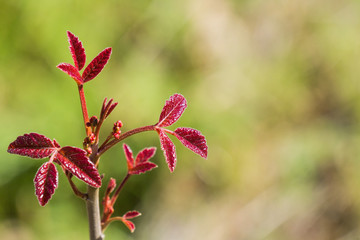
(78, 84, 91, 136)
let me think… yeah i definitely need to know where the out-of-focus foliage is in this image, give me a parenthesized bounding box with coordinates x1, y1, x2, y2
(2, 0, 360, 239)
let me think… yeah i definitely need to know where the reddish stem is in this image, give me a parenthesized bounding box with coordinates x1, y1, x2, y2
(94, 119, 104, 144)
(102, 216, 123, 231)
(78, 84, 91, 136)
(65, 172, 88, 199)
(110, 173, 130, 206)
(98, 133, 113, 152)
(98, 125, 156, 156)
(159, 127, 175, 136)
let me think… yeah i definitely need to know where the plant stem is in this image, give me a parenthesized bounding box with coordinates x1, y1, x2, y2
(110, 173, 130, 206)
(101, 216, 123, 231)
(98, 125, 156, 156)
(66, 172, 88, 199)
(87, 186, 104, 240)
(98, 134, 113, 152)
(76, 76, 102, 240)
(86, 144, 103, 240)
(78, 84, 91, 136)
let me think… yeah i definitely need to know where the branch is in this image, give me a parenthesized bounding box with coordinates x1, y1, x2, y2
(86, 144, 103, 240)
(98, 125, 156, 156)
(87, 186, 104, 240)
(110, 173, 130, 206)
(65, 171, 88, 200)
(102, 216, 123, 231)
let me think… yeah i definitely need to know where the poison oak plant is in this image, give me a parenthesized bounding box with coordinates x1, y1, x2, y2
(7, 31, 208, 240)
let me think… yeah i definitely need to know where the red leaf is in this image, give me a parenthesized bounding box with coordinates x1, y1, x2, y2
(82, 47, 112, 82)
(34, 162, 58, 206)
(135, 147, 156, 165)
(158, 130, 176, 172)
(129, 162, 157, 175)
(106, 102, 118, 119)
(67, 31, 86, 70)
(57, 63, 83, 85)
(123, 210, 141, 219)
(105, 178, 117, 195)
(157, 94, 187, 127)
(56, 147, 101, 187)
(122, 219, 136, 233)
(103, 178, 116, 218)
(174, 128, 208, 158)
(8, 133, 59, 159)
(123, 144, 134, 170)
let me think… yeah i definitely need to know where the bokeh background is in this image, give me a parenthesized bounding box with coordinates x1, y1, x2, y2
(1, 0, 360, 239)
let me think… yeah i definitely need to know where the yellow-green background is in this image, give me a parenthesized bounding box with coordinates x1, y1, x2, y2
(1, 0, 360, 239)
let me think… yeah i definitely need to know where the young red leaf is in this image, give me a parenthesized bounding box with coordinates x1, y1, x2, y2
(57, 63, 83, 85)
(135, 147, 156, 165)
(157, 94, 187, 127)
(105, 178, 117, 195)
(129, 162, 158, 175)
(34, 161, 58, 206)
(123, 210, 141, 219)
(102, 178, 116, 220)
(82, 47, 112, 82)
(122, 219, 136, 233)
(67, 31, 86, 70)
(8, 133, 59, 159)
(100, 97, 110, 119)
(158, 130, 177, 172)
(56, 146, 101, 187)
(106, 102, 118, 119)
(174, 127, 208, 158)
(123, 144, 134, 170)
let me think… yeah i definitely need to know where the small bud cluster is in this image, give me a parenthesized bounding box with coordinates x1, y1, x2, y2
(113, 120, 123, 139)
(83, 133, 96, 155)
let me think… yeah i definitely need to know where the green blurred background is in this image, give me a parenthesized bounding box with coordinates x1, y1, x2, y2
(1, 0, 360, 239)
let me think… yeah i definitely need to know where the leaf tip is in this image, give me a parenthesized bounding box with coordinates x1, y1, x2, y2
(157, 93, 187, 127)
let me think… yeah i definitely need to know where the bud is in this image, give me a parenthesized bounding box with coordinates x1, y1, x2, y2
(85, 146, 92, 155)
(113, 120, 123, 139)
(83, 133, 96, 155)
(88, 133, 96, 145)
(106, 178, 117, 194)
(89, 116, 98, 127)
